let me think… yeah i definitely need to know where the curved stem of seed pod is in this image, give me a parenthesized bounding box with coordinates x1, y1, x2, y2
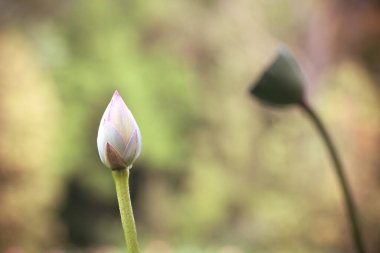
(112, 168, 140, 253)
(299, 101, 366, 253)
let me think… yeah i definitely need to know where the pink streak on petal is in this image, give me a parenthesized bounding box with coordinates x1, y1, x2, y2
(107, 90, 129, 123)
(109, 91, 135, 138)
(107, 90, 122, 121)
(107, 94, 115, 121)
(124, 128, 137, 152)
(122, 128, 141, 165)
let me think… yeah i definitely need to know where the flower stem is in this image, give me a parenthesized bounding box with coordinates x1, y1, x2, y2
(300, 101, 366, 253)
(112, 169, 140, 253)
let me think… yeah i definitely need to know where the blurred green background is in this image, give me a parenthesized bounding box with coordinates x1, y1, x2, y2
(0, 0, 380, 252)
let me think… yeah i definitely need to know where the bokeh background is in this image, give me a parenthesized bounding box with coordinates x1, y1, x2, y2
(0, 0, 380, 252)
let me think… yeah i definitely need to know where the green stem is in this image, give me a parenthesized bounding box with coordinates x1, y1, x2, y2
(300, 101, 366, 253)
(112, 169, 140, 253)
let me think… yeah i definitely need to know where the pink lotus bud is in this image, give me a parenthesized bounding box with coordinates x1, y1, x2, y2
(97, 90, 142, 170)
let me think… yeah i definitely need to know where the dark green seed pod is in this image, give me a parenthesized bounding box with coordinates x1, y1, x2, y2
(250, 46, 305, 106)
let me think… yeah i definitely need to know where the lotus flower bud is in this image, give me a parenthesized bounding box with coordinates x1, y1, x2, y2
(250, 46, 305, 106)
(97, 90, 142, 170)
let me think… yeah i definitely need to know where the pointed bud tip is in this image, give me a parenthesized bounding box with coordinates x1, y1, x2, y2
(113, 90, 120, 98)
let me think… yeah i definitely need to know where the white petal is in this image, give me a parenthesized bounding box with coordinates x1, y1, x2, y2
(107, 91, 136, 140)
(97, 121, 128, 164)
(122, 128, 142, 165)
